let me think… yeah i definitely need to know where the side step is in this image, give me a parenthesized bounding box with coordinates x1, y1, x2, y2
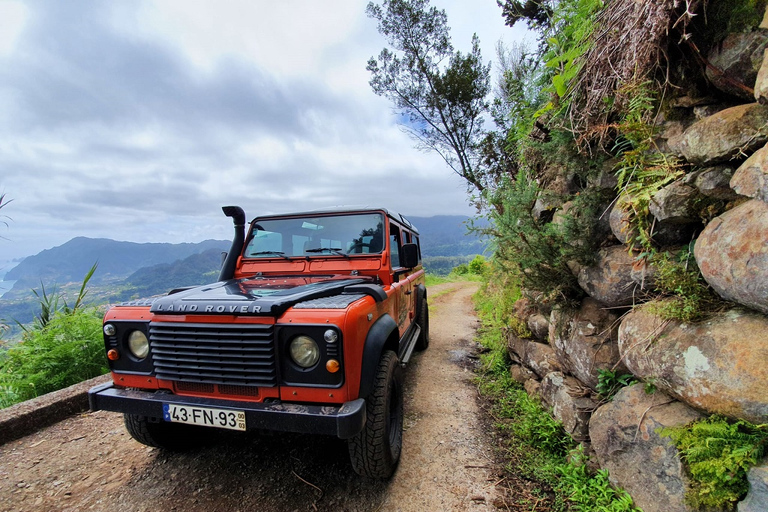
(398, 324, 421, 366)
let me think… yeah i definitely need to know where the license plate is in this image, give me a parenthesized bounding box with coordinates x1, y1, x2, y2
(163, 403, 246, 431)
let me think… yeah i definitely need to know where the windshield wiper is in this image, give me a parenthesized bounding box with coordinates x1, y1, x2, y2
(304, 247, 350, 258)
(250, 251, 290, 260)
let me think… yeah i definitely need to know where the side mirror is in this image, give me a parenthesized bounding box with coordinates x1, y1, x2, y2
(400, 243, 419, 269)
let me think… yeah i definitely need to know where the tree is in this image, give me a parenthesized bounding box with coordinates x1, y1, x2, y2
(366, 0, 493, 199)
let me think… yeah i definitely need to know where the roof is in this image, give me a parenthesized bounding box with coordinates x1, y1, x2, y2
(250, 206, 418, 233)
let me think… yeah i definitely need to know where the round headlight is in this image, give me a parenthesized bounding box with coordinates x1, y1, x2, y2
(128, 330, 149, 359)
(289, 335, 320, 368)
(103, 324, 116, 336)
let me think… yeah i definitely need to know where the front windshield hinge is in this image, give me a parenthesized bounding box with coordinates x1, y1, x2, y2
(350, 270, 359, 276)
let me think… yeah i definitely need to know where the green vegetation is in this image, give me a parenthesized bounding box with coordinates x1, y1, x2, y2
(474, 273, 640, 511)
(662, 415, 768, 510)
(595, 369, 636, 401)
(0, 265, 107, 408)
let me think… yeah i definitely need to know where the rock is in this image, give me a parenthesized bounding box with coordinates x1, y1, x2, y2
(576, 245, 649, 307)
(609, 203, 636, 244)
(549, 299, 626, 390)
(673, 103, 768, 165)
(687, 166, 739, 200)
(731, 144, 768, 201)
(539, 372, 598, 442)
(589, 384, 703, 512)
(610, 202, 697, 248)
(507, 332, 565, 378)
(649, 181, 700, 224)
(524, 378, 541, 397)
(588, 162, 619, 190)
(509, 363, 538, 385)
(524, 340, 564, 378)
(707, 31, 768, 100)
(527, 313, 550, 341)
(738, 463, 768, 512)
(507, 333, 526, 364)
(755, 48, 768, 103)
(619, 307, 768, 423)
(695, 199, 768, 314)
(532, 193, 562, 223)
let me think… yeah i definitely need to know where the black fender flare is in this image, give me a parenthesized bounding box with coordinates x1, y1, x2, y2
(415, 284, 427, 315)
(358, 314, 398, 399)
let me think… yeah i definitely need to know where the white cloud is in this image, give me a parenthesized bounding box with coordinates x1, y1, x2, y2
(0, 1, 28, 57)
(0, 0, 527, 262)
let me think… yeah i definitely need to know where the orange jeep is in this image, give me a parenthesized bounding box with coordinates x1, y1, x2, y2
(89, 206, 429, 478)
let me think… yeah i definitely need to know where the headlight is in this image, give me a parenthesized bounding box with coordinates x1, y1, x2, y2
(289, 335, 320, 368)
(103, 324, 116, 336)
(127, 330, 149, 359)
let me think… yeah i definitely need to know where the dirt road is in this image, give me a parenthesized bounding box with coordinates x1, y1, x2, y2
(0, 281, 503, 512)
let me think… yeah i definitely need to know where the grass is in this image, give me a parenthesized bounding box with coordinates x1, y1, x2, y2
(473, 275, 640, 512)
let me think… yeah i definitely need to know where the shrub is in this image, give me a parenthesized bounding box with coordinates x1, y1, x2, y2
(0, 307, 107, 408)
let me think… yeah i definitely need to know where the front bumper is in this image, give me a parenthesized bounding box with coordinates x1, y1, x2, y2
(88, 382, 366, 439)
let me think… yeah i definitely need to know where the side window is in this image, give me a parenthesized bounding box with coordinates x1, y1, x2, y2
(390, 223, 401, 268)
(412, 234, 422, 263)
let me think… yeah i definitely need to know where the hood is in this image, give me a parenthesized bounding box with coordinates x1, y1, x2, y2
(145, 274, 372, 317)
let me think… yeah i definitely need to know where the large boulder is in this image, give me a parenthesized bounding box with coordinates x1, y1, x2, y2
(619, 307, 768, 424)
(695, 199, 768, 314)
(539, 372, 597, 442)
(590, 384, 703, 512)
(731, 144, 768, 202)
(549, 298, 625, 390)
(738, 462, 768, 512)
(707, 31, 768, 100)
(576, 245, 649, 307)
(671, 103, 768, 165)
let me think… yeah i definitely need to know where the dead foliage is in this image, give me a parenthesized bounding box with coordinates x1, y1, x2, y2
(568, 0, 699, 150)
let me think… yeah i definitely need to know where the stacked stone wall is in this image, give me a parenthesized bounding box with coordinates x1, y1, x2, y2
(506, 9, 768, 512)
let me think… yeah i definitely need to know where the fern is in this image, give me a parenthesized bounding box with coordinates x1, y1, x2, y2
(662, 415, 768, 510)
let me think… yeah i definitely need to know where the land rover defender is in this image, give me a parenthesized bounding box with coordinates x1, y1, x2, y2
(88, 206, 429, 478)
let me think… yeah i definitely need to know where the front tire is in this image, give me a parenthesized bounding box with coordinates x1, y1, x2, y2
(123, 414, 208, 451)
(348, 350, 404, 478)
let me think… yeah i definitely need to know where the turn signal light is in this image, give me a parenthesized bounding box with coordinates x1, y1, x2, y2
(107, 349, 120, 361)
(326, 359, 340, 373)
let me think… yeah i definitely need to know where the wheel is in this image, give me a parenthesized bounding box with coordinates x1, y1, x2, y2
(348, 350, 404, 478)
(123, 413, 209, 451)
(414, 296, 429, 351)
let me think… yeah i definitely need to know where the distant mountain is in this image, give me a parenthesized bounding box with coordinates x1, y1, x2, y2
(4, 237, 229, 294)
(409, 215, 488, 257)
(112, 248, 224, 302)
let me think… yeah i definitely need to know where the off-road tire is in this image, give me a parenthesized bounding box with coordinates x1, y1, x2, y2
(414, 296, 430, 351)
(124, 413, 207, 451)
(348, 350, 403, 478)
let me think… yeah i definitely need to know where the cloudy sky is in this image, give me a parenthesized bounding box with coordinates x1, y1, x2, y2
(0, 0, 528, 266)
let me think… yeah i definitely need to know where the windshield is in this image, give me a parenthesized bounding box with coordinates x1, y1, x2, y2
(244, 213, 385, 258)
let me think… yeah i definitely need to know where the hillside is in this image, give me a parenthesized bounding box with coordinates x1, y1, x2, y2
(3, 238, 229, 298)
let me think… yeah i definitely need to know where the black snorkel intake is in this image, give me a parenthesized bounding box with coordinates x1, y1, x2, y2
(218, 206, 246, 281)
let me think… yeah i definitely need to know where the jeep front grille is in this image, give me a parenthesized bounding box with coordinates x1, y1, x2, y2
(149, 322, 277, 386)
